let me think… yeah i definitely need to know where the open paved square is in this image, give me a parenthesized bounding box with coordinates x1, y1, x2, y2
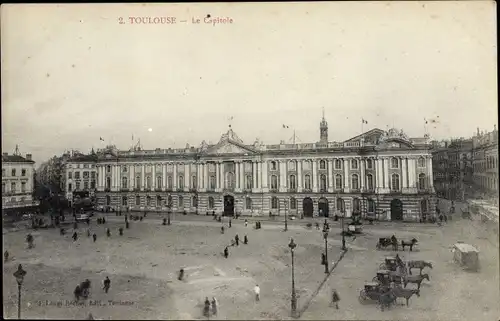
(3, 216, 343, 320)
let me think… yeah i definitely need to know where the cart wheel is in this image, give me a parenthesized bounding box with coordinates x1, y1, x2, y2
(358, 290, 368, 303)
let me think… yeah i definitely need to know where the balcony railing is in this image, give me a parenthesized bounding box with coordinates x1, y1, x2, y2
(319, 188, 328, 193)
(223, 187, 234, 193)
(302, 188, 312, 193)
(176, 188, 184, 192)
(144, 188, 152, 192)
(155, 188, 162, 192)
(287, 188, 297, 193)
(269, 188, 278, 193)
(120, 188, 129, 192)
(189, 188, 197, 193)
(104, 188, 111, 192)
(165, 188, 173, 192)
(243, 188, 252, 193)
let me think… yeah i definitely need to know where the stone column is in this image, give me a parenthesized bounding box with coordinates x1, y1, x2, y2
(261, 161, 268, 191)
(297, 160, 303, 192)
(409, 158, 417, 192)
(184, 163, 190, 191)
(384, 158, 390, 189)
(162, 164, 167, 191)
(427, 156, 435, 191)
(312, 160, 318, 192)
(152, 164, 156, 189)
(239, 162, 245, 190)
(360, 158, 365, 190)
(279, 160, 286, 192)
(130, 165, 135, 189)
(328, 159, 334, 192)
(220, 162, 225, 189)
(252, 161, 257, 189)
(114, 165, 119, 190)
(402, 157, 408, 190)
(343, 158, 349, 192)
(173, 163, 178, 189)
(258, 161, 263, 188)
(141, 164, 145, 191)
(203, 163, 208, 190)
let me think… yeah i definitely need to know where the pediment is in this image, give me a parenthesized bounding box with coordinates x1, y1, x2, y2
(376, 138, 414, 150)
(344, 128, 384, 145)
(203, 140, 256, 155)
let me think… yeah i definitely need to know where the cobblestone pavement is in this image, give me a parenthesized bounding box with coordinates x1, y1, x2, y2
(300, 213, 499, 320)
(3, 218, 344, 320)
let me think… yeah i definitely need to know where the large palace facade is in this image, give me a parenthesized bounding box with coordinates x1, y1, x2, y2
(94, 118, 436, 221)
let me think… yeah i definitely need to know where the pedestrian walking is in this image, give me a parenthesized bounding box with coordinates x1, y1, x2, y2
(126, 221, 130, 229)
(331, 289, 340, 309)
(178, 268, 184, 281)
(102, 217, 106, 224)
(140, 216, 143, 221)
(162, 218, 167, 225)
(72, 231, 78, 242)
(74, 284, 81, 301)
(106, 228, 111, 237)
(86, 218, 90, 225)
(235, 234, 239, 246)
(119, 227, 123, 236)
(4, 250, 9, 262)
(224, 246, 229, 258)
(60, 228, 66, 236)
(93, 233, 97, 242)
(87, 229, 91, 237)
(244, 219, 248, 227)
(211, 297, 218, 316)
(244, 235, 248, 245)
(229, 219, 232, 228)
(86, 313, 94, 320)
(103, 276, 111, 293)
(254, 284, 260, 301)
(221, 226, 225, 234)
(203, 297, 210, 318)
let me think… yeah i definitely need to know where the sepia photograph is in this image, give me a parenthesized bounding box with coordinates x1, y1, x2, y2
(1, 2, 498, 320)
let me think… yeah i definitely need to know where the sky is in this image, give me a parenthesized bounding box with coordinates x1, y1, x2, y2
(1, 2, 497, 164)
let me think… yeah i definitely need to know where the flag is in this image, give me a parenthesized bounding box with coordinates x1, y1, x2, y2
(362, 119, 368, 124)
(283, 124, 289, 129)
(132, 134, 134, 141)
(99, 137, 104, 141)
(424, 118, 428, 124)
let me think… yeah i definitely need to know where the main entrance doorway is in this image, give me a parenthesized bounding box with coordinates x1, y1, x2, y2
(318, 197, 329, 217)
(303, 197, 313, 217)
(390, 199, 404, 221)
(223, 195, 235, 217)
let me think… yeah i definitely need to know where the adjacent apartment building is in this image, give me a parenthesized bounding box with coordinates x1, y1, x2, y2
(2, 151, 38, 214)
(472, 126, 499, 197)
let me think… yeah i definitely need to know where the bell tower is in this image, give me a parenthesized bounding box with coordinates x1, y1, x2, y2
(320, 108, 328, 143)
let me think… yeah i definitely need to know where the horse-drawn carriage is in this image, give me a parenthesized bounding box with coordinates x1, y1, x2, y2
(372, 270, 392, 285)
(359, 282, 390, 303)
(376, 237, 398, 251)
(379, 256, 405, 272)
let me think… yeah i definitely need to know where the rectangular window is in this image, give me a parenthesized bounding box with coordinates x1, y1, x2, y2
(91, 172, 96, 179)
(21, 182, 26, 193)
(83, 171, 89, 178)
(68, 183, 72, 191)
(84, 181, 89, 189)
(76, 182, 81, 190)
(84, 164, 89, 168)
(11, 182, 16, 192)
(68, 172, 73, 179)
(75, 172, 80, 179)
(21, 169, 26, 176)
(11, 169, 16, 176)
(90, 181, 96, 189)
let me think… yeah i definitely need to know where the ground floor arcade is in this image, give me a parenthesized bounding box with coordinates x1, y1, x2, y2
(96, 192, 436, 222)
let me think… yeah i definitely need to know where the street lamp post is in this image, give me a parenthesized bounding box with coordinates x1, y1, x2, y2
(341, 210, 347, 251)
(13, 264, 27, 320)
(288, 238, 297, 318)
(323, 226, 329, 273)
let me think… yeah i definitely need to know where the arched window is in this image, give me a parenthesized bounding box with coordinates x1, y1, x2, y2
(290, 197, 297, 209)
(135, 195, 141, 206)
(146, 196, 151, 206)
(391, 173, 400, 191)
(135, 175, 141, 188)
(146, 176, 151, 189)
(418, 173, 426, 190)
(156, 195, 162, 206)
(418, 157, 426, 167)
(246, 175, 253, 189)
(106, 177, 111, 189)
(209, 176, 216, 189)
(178, 175, 184, 189)
(320, 174, 327, 191)
(304, 175, 311, 189)
(366, 174, 374, 190)
(178, 196, 184, 208)
(289, 175, 296, 189)
(335, 159, 342, 169)
(366, 159, 373, 169)
(157, 176, 162, 189)
(303, 160, 312, 170)
(192, 196, 198, 207)
(391, 157, 399, 169)
(208, 197, 214, 209)
(167, 195, 173, 207)
(351, 159, 358, 169)
(271, 197, 279, 209)
(106, 165, 111, 173)
(335, 174, 342, 189)
(288, 160, 296, 170)
(246, 197, 252, 210)
(106, 195, 111, 206)
(226, 172, 233, 188)
(368, 199, 376, 213)
(319, 160, 326, 170)
(336, 198, 345, 212)
(122, 166, 128, 173)
(167, 176, 172, 189)
(353, 198, 361, 212)
(122, 177, 128, 188)
(271, 175, 278, 189)
(191, 175, 197, 189)
(351, 174, 359, 190)
(270, 161, 277, 170)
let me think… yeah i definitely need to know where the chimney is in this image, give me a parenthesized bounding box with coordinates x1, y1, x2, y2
(477, 127, 480, 136)
(26, 154, 32, 161)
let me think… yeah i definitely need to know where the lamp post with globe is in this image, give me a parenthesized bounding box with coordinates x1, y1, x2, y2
(13, 264, 27, 319)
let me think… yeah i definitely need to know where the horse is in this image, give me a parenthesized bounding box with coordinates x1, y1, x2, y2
(403, 273, 430, 290)
(392, 286, 420, 306)
(378, 291, 397, 311)
(401, 238, 418, 251)
(408, 260, 433, 275)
